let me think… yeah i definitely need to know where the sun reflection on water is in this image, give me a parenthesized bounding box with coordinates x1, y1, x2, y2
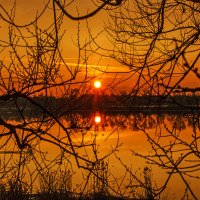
(94, 115, 101, 123)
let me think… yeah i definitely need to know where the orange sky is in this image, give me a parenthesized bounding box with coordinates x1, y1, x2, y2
(0, 0, 199, 94)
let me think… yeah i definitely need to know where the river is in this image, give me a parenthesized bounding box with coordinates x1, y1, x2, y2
(0, 112, 199, 199)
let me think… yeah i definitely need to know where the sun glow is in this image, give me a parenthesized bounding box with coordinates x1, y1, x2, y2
(94, 80, 101, 89)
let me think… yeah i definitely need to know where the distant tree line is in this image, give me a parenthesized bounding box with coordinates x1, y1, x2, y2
(0, 94, 199, 120)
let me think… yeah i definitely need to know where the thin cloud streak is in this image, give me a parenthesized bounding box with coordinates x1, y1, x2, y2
(60, 62, 131, 74)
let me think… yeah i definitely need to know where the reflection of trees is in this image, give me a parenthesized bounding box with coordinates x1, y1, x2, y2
(79, 113, 196, 132)
(66, 113, 158, 131)
(165, 114, 187, 131)
(2, 111, 196, 131)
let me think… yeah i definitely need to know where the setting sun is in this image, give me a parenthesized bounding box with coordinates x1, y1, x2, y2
(94, 80, 101, 89)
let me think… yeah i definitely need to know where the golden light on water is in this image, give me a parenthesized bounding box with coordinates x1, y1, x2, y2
(94, 80, 101, 89)
(94, 115, 101, 123)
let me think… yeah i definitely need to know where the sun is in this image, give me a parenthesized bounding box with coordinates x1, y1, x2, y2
(94, 80, 101, 89)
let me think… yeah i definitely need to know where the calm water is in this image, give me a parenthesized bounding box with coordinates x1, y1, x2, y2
(0, 112, 200, 198)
